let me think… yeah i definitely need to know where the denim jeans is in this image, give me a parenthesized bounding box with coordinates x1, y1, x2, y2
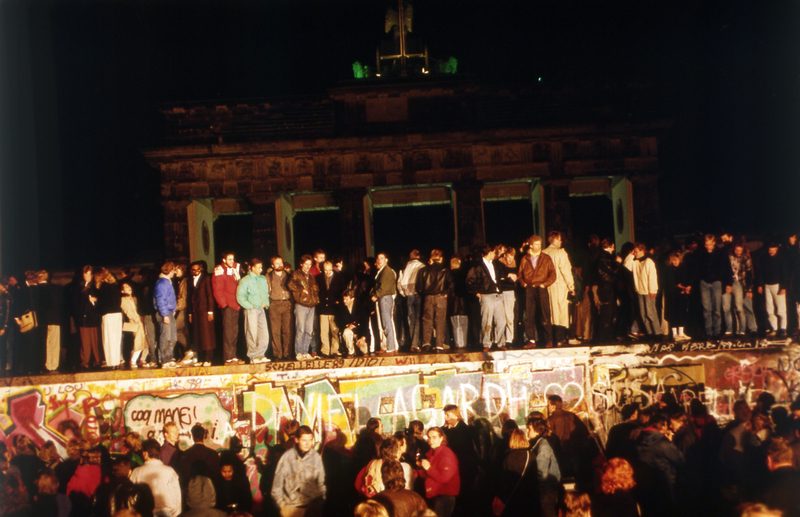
(377, 295, 398, 352)
(724, 281, 757, 333)
(637, 294, 661, 335)
(764, 283, 787, 331)
(700, 280, 722, 336)
(406, 294, 421, 350)
(294, 305, 316, 355)
(157, 314, 177, 363)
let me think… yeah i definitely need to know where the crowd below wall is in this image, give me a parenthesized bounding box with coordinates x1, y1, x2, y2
(2, 379, 800, 517)
(1, 230, 799, 375)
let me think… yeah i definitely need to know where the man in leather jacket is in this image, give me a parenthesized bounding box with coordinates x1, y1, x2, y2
(594, 239, 622, 341)
(518, 235, 557, 348)
(417, 249, 454, 352)
(466, 245, 506, 351)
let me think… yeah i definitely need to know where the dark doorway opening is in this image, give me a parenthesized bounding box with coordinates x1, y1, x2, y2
(293, 209, 341, 265)
(483, 199, 534, 248)
(214, 213, 253, 263)
(569, 195, 614, 247)
(373, 205, 454, 265)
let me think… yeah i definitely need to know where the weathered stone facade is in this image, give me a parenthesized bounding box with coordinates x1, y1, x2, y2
(145, 80, 668, 265)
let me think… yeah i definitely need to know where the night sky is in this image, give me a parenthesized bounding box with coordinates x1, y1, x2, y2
(1, 0, 798, 273)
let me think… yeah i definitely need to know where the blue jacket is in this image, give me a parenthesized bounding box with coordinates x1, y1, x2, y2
(153, 277, 177, 317)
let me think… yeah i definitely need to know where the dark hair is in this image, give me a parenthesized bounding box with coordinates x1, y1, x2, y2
(366, 418, 382, 432)
(547, 394, 563, 405)
(142, 439, 161, 458)
(648, 413, 668, 430)
(501, 419, 519, 437)
(526, 418, 549, 436)
(409, 420, 424, 435)
(381, 460, 406, 491)
(251, 258, 263, 267)
(300, 254, 313, 265)
(284, 420, 300, 440)
(600, 238, 615, 249)
(297, 425, 314, 439)
(621, 403, 639, 421)
(481, 245, 494, 257)
(191, 424, 206, 442)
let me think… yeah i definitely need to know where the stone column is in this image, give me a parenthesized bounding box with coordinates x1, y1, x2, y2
(164, 200, 191, 260)
(453, 179, 485, 254)
(250, 195, 279, 261)
(631, 174, 662, 245)
(336, 188, 370, 268)
(543, 180, 572, 241)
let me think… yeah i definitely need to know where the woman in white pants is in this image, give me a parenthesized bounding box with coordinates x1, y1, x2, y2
(95, 268, 123, 368)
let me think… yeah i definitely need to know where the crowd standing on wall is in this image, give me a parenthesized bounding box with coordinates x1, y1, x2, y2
(3, 392, 800, 517)
(1, 230, 800, 374)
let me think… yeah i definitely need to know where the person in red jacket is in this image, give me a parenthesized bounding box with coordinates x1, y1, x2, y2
(417, 427, 460, 517)
(212, 252, 243, 365)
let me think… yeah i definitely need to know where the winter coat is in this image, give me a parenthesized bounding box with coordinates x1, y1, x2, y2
(316, 271, 345, 315)
(153, 276, 177, 317)
(288, 270, 319, 308)
(421, 445, 460, 499)
(121, 295, 147, 352)
(632, 257, 659, 296)
(211, 265, 241, 310)
(696, 247, 733, 287)
(397, 259, 425, 296)
(518, 253, 557, 289)
(542, 245, 575, 328)
(371, 266, 397, 299)
(417, 262, 454, 296)
(271, 447, 326, 508)
(236, 272, 270, 310)
(466, 259, 502, 296)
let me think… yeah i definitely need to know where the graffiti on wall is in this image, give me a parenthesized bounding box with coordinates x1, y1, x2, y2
(241, 363, 587, 450)
(0, 344, 797, 460)
(123, 392, 233, 449)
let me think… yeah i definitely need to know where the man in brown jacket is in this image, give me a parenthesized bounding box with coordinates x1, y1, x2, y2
(518, 235, 557, 348)
(288, 255, 320, 360)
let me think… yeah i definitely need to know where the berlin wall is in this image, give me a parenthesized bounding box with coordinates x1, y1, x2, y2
(1, 340, 797, 507)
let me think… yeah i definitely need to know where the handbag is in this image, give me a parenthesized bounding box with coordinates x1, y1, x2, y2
(19, 311, 37, 333)
(492, 449, 531, 516)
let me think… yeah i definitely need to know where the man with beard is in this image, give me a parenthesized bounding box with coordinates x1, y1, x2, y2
(187, 261, 216, 366)
(212, 252, 243, 365)
(267, 256, 293, 361)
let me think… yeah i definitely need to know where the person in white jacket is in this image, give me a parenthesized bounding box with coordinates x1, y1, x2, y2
(631, 243, 662, 337)
(130, 439, 182, 517)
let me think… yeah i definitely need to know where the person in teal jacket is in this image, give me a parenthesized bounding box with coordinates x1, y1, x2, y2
(236, 259, 271, 364)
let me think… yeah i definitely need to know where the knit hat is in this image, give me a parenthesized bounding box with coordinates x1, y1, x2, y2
(187, 475, 216, 509)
